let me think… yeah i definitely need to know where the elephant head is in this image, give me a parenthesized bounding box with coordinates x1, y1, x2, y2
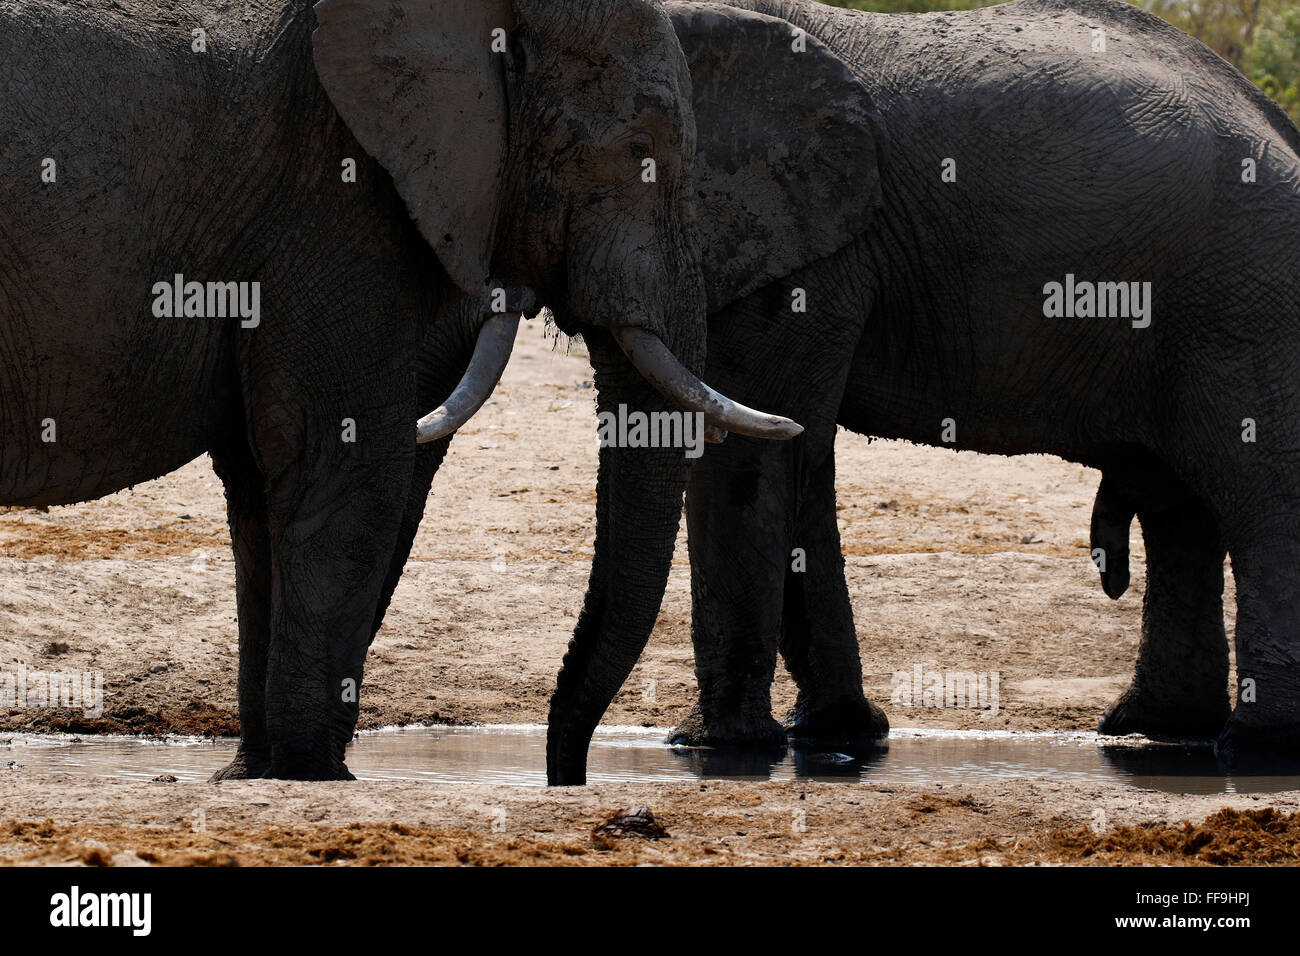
(540, 0, 885, 784)
(311, 0, 805, 440)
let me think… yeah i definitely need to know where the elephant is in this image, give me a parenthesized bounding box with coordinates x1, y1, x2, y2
(544, 0, 1300, 783)
(0, 0, 802, 780)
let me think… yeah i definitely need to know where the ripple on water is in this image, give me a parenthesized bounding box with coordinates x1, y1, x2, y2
(3, 726, 1300, 794)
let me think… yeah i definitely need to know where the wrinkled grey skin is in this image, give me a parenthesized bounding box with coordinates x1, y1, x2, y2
(0, 0, 743, 780)
(546, 0, 1300, 782)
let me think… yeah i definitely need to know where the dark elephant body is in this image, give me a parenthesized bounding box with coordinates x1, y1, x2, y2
(1, 0, 458, 779)
(1, 0, 441, 506)
(691, 0, 1299, 751)
(547, 0, 1300, 779)
(3, 0, 794, 781)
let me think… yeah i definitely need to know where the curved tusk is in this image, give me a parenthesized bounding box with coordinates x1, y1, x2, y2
(611, 327, 804, 440)
(416, 313, 522, 443)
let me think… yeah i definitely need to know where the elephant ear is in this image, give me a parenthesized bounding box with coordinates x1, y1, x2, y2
(312, 0, 513, 293)
(667, 2, 883, 312)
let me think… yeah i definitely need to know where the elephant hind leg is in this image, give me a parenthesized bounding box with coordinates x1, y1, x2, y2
(1216, 510, 1300, 761)
(1098, 495, 1230, 739)
(778, 452, 888, 743)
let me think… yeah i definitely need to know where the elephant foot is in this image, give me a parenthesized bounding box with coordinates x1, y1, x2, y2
(1097, 684, 1228, 740)
(259, 745, 356, 781)
(1214, 714, 1300, 773)
(210, 740, 355, 781)
(209, 747, 271, 782)
(547, 760, 587, 787)
(782, 693, 890, 744)
(667, 703, 787, 748)
(265, 759, 355, 782)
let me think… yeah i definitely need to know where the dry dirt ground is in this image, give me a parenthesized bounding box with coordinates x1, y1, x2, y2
(1, 325, 1295, 866)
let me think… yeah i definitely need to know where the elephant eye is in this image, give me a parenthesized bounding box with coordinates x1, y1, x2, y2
(587, 131, 659, 187)
(622, 133, 655, 162)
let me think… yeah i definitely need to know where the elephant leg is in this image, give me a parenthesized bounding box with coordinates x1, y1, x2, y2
(257, 432, 412, 780)
(779, 451, 889, 742)
(209, 428, 424, 782)
(367, 320, 475, 641)
(1098, 497, 1230, 739)
(208, 440, 274, 781)
(368, 439, 448, 642)
(215, 310, 470, 781)
(669, 265, 872, 751)
(1216, 509, 1300, 760)
(237, 281, 418, 779)
(669, 435, 792, 748)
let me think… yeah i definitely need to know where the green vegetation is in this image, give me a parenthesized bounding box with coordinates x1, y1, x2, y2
(1243, 4, 1300, 121)
(823, 0, 1300, 123)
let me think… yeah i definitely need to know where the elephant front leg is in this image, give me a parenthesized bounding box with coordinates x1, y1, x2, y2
(263, 461, 411, 780)
(245, 394, 414, 780)
(209, 442, 274, 781)
(1098, 498, 1230, 739)
(779, 453, 888, 743)
(366, 320, 473, 642)
(210, 425, 434, 783)
(671, 438, 791, 748)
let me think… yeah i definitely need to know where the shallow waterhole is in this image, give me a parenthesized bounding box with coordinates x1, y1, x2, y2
(3, 726, 1299, 794)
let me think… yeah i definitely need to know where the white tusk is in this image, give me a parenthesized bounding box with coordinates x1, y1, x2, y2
(611, 327, 804, 440)
(416, 313, 521, 443)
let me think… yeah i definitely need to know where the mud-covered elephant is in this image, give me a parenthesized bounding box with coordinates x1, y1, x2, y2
(0, 0, 801, 780)
(545, 0, 1300, 783)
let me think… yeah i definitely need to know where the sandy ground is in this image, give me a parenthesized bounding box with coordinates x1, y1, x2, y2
(3, 323, 1294, 866)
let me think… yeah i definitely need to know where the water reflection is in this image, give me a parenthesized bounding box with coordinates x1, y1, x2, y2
(2, 727, 1298, 793)
(1099, 742, 1300, 794)
(666, 741, 892, 781)
(666, 743, 788, 779)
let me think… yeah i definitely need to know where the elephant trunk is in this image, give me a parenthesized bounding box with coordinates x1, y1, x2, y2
(546, 330, 692, 785)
